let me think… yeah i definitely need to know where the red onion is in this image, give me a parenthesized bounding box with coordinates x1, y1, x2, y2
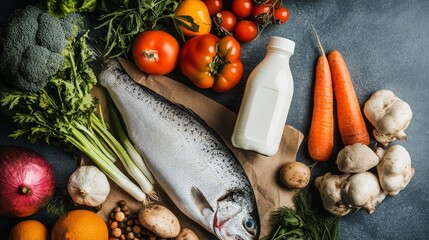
(0, 145, 55, 217)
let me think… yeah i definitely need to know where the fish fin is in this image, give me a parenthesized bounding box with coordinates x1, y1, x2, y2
(191, 186, 214, 214)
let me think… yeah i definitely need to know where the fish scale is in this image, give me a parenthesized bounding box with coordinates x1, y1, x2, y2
(99, 60, 259, 240)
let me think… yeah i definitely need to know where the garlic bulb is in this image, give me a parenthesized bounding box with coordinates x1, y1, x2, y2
(67, 165, 110, 207)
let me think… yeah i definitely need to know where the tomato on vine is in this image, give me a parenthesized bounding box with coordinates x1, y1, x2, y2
(232, 0, 253, 18)
(265, 0, 280, 8)
(234, 20, 258, 42)
(274, 7, 289, 24)
(218, 10, 237, 32)
(251, 4, 273, 25)
(203, 0, 223, 16)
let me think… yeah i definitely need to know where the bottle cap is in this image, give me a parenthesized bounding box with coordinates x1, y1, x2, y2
(267, 36, 295, 55)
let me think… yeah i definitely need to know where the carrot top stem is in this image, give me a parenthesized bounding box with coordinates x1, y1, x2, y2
(311, 24, 326, 56)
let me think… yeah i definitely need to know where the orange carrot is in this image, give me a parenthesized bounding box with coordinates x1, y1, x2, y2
(328, 50, 370, 146)
(308, 28, 334, 161)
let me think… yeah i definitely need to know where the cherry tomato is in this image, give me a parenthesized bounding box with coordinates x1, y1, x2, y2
(252, 4, 273, 24)
(218, 10, 237, 32)
(234, 20, 258, 42)
(132, 30, 180, 75)
(203, 0, 223, 16)
(274, 7, 289, 24)
(232, 0, 253, 18)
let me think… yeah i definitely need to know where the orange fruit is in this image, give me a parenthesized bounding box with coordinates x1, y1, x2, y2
(51, 209, 108, 240)
(8, 220, 49, 240)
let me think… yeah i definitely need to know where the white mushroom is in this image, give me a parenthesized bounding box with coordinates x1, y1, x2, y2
(364, 89, 412, 146)
(315, 173, 352, 216)
(336, 143, 380, 173)
(341, 172, 386, 214)
(375, 145, 415, 196)
(315, 172, 386, 216)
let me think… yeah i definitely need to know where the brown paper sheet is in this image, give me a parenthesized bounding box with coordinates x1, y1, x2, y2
(94, 58, 304, 239)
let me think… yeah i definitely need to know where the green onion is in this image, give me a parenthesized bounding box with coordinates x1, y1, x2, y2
(68, 121, 147, 202)
(91, 112, 157, 202)
(108, 100, 158, 201)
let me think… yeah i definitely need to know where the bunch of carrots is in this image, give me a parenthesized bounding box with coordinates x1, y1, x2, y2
(308, 27, 370, 162)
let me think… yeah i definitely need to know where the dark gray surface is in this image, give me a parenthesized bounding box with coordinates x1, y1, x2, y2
(1, 0, 429, 239)
(268, 1, 429, 239)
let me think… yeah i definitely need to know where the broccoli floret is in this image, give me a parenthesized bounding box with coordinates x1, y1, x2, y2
(0, 5, 83, 92)
(17, 45, 64, 92)
(0, 6, 39, 76)
(60, 13, 84, 39)
(37, 12, 66, 53)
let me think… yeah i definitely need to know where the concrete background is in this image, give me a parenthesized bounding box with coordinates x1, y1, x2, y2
(1, 0, 428, 239)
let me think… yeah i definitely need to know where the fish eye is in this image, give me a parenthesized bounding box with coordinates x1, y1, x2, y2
(243, 217, 256, 233)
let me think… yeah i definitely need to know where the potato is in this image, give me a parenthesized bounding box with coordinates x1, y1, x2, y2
(175, 227, 199, 240)
(279, 161, 311, 189)
(138, 204, 180, 238)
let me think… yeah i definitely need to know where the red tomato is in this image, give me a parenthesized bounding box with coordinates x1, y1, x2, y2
(180, 34, 243, 92)
(132, 30, 179, 75)
(203, 0, 223, 16)
(232, 0, 253, 18)
(252, 4, 273, 24)
(219, 10, 237, 32)
(234, 20, 258, 42)
(274, 7, 289, 24)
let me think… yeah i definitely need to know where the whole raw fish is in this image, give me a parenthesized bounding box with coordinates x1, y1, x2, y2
(99, 60, 260, 240)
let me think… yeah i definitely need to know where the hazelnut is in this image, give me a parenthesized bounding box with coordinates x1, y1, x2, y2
(114, 211, 126, 222)
(112, 228, 122, 238)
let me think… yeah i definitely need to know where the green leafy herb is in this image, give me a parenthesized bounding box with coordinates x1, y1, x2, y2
(47, 196, 66, 217)
(262, 190, 341, 240)
(0, 31, 151, 203)
(43, 0, 98, 17)
(96, 0, 198, 58)
(1, 32, 97, 145)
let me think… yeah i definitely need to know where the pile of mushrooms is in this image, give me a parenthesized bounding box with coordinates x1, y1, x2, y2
(315, 89, 415, 216)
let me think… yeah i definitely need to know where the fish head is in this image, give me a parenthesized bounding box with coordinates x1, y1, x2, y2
(214, 192, 260, 240)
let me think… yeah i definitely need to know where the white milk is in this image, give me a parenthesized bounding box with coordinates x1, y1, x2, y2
(231, 36, 295, 156)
